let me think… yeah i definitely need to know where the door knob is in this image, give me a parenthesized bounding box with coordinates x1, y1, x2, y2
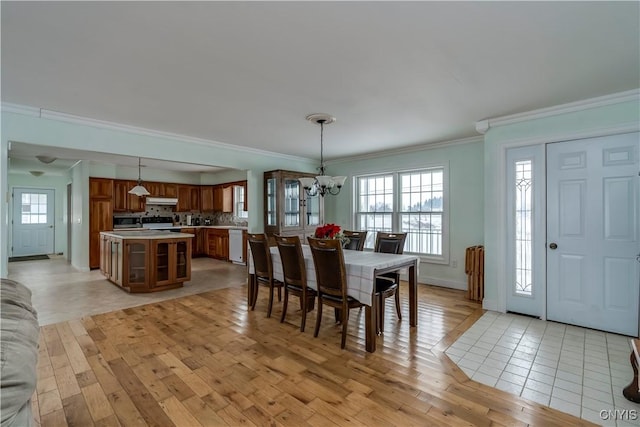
(549, 243, 558, 250)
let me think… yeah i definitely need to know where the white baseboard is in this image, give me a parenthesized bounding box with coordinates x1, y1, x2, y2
(419, 275, 467, 291)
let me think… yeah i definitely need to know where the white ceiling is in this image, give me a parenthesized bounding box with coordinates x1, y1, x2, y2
(2, 1, 639, 172)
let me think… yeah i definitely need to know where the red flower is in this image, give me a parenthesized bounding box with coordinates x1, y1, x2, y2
(315, 223, 341, 239)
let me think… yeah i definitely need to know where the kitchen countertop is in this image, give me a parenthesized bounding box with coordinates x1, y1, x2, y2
(101, 230, 195, 239)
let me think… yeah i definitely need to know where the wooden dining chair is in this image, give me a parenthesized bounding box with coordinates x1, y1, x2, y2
(247, 233, 282, 318)
(373, 232, 407, 333)
(342, 230, 368, 251)
(274, 235, 317, 332)
(307, 237, 364, 349)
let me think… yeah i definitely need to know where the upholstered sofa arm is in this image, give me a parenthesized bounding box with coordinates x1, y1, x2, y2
(1, 278, 39, 427)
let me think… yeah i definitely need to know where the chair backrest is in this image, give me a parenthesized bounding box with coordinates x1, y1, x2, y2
(247, 233, 272, 278)
(343, 230, 368, 251)
(274, 235, 306, 288)
(307, 237, 347, 299)
(374, 232, 407, 254)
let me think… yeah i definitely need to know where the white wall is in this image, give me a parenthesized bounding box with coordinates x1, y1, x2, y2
(327, 137, 485, 289)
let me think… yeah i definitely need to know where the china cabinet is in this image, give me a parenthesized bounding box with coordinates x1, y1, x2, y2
(263, 170, 323, 240)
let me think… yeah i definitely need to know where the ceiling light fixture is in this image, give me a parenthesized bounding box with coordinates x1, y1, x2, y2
(128, 157, 150, 196)
(36, 155, 57, 164)
(29, 171, 44, 177)
(299, 114, 346, 197)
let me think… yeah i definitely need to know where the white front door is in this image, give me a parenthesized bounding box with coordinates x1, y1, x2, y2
(12, 188, 55, 257)
(546, 132, 639, 336)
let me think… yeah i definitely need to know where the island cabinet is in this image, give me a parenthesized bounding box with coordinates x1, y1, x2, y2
(263, 170, 323, 241)
(206, 228, 229, 261)
(99, 232, 192, 292)
(151, 239, 191, 288)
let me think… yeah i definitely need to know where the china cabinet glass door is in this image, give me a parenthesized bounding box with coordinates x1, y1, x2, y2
(283, 178, 301, 228)
(305, 192, 321, 227)
(266, 177, 277, 226)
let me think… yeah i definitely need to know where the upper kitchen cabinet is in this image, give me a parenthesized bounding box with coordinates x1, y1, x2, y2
(263, 170, 323, 240)
(114, 180, 145, 212)
(176, 185, 200, 212)
(213, 185, 233, 213)
(89, 177, 113, 199)
(145, 181, 177, 198)
(200, 186, 214, 212)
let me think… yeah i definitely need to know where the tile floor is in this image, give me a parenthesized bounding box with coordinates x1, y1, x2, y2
(445, 311, 639, 427)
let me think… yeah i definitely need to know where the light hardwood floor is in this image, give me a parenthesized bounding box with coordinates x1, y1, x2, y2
(9, 258, 597, 426)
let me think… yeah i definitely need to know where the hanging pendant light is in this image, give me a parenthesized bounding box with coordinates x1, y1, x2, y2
(128, 157, 150, 196)
(299, 113, 346, 197)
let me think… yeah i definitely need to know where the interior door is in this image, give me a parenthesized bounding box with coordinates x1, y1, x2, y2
(546, 132, 639, 336)
(12, 188, 55, 257)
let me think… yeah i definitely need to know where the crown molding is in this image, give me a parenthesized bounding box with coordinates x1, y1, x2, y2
(476, 89, 640, 133)
(2, 102, 315, 164)
(1, 103, 41, 117)
(328, 135, 483, 165)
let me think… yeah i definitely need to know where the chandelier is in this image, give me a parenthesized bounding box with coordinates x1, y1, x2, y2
(299, 114, 346, 197)
(128, 157, 150, 196)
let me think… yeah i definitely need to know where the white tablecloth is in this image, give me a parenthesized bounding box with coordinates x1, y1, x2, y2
(249, 245, 420, 306)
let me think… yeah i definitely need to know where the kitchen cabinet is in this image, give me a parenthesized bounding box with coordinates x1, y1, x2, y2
(176, 185, 200, 212)
(145, 181, 177, 198)
(90, 177, 113, 199)
(189, 186, 201, 211)
(182, 228, 197, 256)
(90, 178, 114, 269)
(213, 185, 233, 213)
(151, 239, 191, 288)
(114, 180, 145, 212)
(197, 229, 207, 255)
(263, 170, 323, 240)
(207, 228, 229, 261)
(200, 186, 214, 212)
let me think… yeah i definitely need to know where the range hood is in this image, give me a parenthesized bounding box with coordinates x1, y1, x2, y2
(145, 197, 178, 205)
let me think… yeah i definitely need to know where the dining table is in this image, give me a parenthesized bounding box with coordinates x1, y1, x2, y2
(248, 244, 420, 352)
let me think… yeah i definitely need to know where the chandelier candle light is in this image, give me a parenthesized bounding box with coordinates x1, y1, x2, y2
(128, 157, 150, 196)
(299, 113, 347, 197)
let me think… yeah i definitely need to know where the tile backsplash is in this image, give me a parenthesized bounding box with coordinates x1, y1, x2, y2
(114, 206, 248, 226)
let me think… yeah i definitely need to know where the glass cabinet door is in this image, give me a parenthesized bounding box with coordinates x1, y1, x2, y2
(126, 241, 147, 285)
(283, 178, 301, 228)
(174, 240, 188, 280)
(266, 177, 277, 226)
(155, 241, 170, 283)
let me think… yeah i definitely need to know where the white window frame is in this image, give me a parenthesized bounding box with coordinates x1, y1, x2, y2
(354, 165, 449, 264)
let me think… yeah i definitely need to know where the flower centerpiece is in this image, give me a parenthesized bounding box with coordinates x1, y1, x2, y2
(314, 223, 349, 246)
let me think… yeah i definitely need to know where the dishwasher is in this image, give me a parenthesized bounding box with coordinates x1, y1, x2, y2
(228, 229, 245, 265)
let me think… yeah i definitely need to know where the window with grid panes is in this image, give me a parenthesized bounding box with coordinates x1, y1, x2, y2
(355, 167, 448, 262)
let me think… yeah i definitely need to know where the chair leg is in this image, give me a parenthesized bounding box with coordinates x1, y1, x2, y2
(267, 284, 275, 318)
(314, 298, 323, 337)
(300, 295, 307, 332)
(340, 305, 348, 349)
(280, 287, 289, 323)
(394, 289, 402, 320)
(250, 277, 258, 311)
(277, 286, 282, 302)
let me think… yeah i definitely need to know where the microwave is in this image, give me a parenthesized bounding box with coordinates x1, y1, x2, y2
(113, 216, 141, 229)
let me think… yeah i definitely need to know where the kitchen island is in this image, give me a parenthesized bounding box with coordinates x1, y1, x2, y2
(99, 230, 194, 293)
